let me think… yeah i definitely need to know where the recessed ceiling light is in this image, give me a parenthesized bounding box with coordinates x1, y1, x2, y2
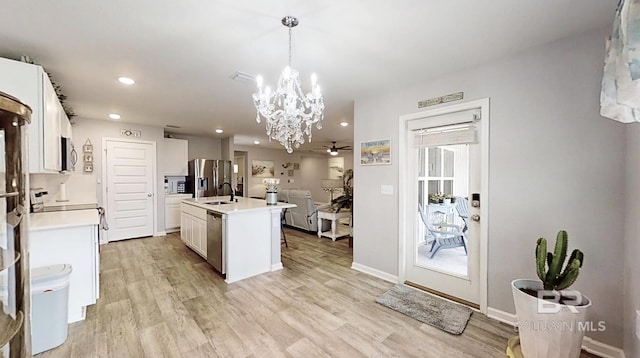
(254, 140, 260, 145)
(109, 113, 121, 120)
(340, 121, 349, 127)
(215, 129, 224, 134)
(118, 77, 135, 85)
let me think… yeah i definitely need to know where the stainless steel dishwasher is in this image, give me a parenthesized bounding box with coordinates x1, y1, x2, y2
(206, 211, 225, 274)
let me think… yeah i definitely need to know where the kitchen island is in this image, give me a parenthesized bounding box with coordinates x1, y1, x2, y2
(180, 196, 295, 283)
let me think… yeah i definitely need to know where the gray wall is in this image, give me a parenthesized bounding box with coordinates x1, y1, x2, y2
(624, 123, 640, 357)
(72, 118, 167, 233)
(167, 133, 221, 160)
(353, 27, 625, 346)
(234, 145, 329, 199)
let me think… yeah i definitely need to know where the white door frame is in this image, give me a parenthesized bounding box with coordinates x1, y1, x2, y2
(101, 137, 158, 243)
(398, 98, 490, 313)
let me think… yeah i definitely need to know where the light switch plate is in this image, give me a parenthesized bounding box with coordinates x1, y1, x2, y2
(381, 184, 393, 195)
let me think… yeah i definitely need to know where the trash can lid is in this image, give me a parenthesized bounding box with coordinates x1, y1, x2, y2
(31, 264, 72, 285)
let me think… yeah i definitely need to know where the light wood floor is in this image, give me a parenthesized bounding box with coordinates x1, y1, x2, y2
(35, 228, 597, 358)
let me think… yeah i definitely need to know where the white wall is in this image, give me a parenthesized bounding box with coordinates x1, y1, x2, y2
(72, 118, 167, 234)
(30, 172, 97, 205)
(353, 27, 625, 346)
(624, 123, 640, 358)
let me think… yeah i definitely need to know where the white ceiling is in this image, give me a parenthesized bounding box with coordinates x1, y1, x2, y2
(0, 1, 616, 152)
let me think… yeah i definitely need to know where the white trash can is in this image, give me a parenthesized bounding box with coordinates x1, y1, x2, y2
(31, 264, 72, 355)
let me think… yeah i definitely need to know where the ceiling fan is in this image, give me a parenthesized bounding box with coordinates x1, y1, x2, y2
(319, 141, 352, 156)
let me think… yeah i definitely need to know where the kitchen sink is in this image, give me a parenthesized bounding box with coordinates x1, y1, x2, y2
(205, 201, 232, 206)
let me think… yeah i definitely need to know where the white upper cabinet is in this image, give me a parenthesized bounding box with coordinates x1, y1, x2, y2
(0, 57, 71, 173)
(42, 72, 61, 171)
(163, 138, 189, 176)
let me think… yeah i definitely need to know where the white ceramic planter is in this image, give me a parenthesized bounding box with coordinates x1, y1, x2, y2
(511, 279, 591, 358)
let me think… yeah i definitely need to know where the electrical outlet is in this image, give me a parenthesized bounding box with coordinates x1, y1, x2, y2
(636, 310, 640, 341)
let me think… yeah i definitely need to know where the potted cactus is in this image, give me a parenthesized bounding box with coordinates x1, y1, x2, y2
(511, 230, 591, 358)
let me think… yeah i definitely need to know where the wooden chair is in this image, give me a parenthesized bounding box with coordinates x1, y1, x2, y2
(419, 205, 467, 258)
(455, 197, 469, 233)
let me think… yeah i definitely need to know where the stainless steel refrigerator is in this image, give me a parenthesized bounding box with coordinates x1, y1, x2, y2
(187, 159, 233, 198)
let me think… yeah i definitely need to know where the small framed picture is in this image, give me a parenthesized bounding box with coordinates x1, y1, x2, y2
(84, 154, 93, 162)
(288, 169, 294, 177)
(293, 163, 300, 170)
(84, 163, 93, 173)
(83, 144, 93, 153)
(360, 139, 391, 165)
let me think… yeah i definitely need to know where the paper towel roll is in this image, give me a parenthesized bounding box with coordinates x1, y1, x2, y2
(59, 183, 66, 201)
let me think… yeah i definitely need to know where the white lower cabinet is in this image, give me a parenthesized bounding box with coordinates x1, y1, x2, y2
(30, 224, 99, 323)
(180, 203, 207, 258)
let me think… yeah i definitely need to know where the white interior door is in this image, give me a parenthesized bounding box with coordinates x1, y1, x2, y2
(400, 99, 489, 309)
(104, 139, 155, 241)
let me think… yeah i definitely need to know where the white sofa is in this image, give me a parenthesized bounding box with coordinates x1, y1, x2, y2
(278, 189, 330, 232)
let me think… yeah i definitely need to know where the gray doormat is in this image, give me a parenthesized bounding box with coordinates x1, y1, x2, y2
(375, 285, 472, 335)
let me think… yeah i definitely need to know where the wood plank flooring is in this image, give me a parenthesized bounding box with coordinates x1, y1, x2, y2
(34, 228, 597, 357)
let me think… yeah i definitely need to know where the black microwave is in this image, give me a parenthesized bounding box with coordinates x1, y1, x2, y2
(60, 137, 76, 172)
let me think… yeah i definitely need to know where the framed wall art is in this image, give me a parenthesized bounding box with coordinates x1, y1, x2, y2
(251, 160, 275, 178)
(360, 139, 391, 165)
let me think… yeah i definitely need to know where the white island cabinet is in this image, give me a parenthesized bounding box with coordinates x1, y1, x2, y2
(29, 209, 100, 323)
(180, 201, 207, 257)
(181, 197, 295, 283)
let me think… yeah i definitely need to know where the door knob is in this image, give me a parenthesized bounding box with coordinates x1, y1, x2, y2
(148, 193, 153, 197)
(471, 214, 480, 222)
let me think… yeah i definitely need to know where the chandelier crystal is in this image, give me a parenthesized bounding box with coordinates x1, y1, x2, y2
(253, 16, 324, 154)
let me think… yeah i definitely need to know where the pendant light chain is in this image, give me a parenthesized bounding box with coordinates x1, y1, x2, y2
(288, 26, 292, 68)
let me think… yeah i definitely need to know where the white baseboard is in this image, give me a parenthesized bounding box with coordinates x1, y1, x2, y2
(350, 262, 398, 283)
(154, 231, 167, 237)
(487, 307, 517, 326)
(486, 307, 626, 358)
(271, 262, 283, 271)
(581, 337, 626, 358)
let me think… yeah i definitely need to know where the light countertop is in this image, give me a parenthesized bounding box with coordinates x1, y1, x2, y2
(30, 209, 99, 231)
(182, 196, 296, 214)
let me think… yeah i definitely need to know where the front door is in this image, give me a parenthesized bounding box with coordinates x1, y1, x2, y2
(104, 139, 156, 241)
(400, 99, 488, 309)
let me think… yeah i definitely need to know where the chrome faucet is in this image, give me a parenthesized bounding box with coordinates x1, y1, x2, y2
(220, 182, 234, 202)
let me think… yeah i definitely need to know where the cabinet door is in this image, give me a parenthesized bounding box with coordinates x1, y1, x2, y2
(192, 217, 205, 257)
(163, 138, 188, 175)
(165, 203, 181, 229)
(42, 72, 61, 171)
(180, 212, 187, 243)
(197, 217, 207, 257)
(60, 110, 72, 138)
(184, 214, 193, 246)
